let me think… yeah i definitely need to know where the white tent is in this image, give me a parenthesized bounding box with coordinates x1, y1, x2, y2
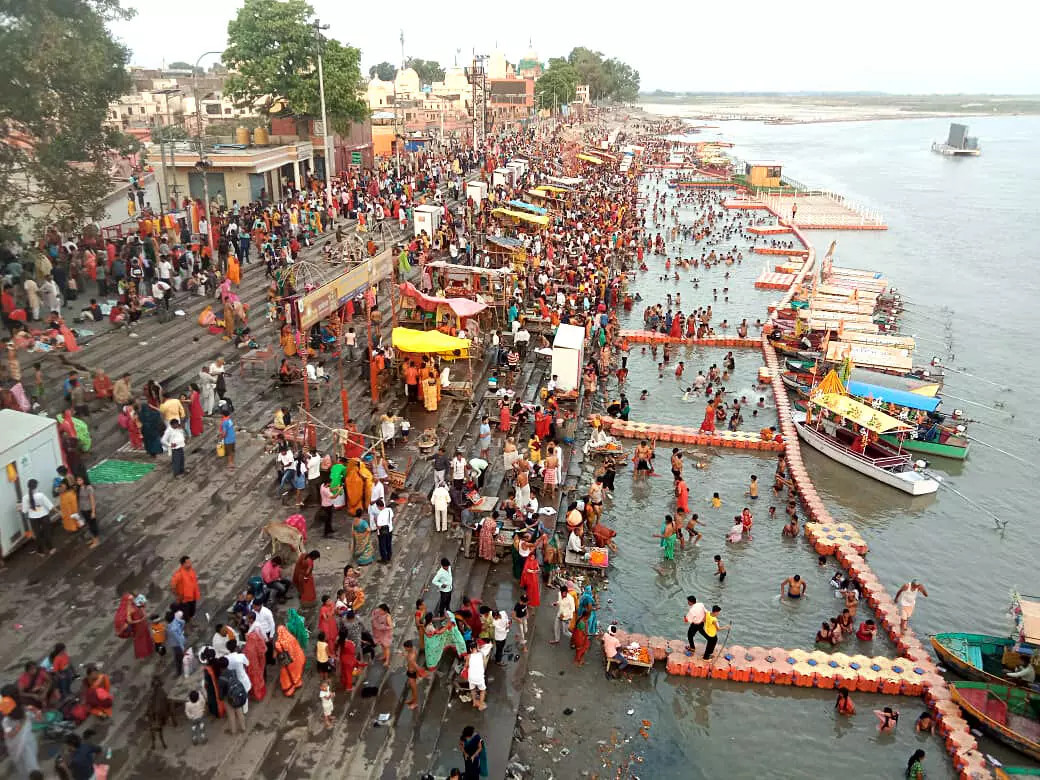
(0, 410, 63, 557)
(551, 324, 585, 392)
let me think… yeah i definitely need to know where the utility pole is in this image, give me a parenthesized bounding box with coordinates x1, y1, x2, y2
(396, 29, 404, 179)
(193, 51, 221, 265)
(315, 19, 334, 180)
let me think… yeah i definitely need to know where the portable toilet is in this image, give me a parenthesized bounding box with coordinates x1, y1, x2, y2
(413, 204, 442, 239)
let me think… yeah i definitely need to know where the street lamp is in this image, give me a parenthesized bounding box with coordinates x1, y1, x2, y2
(192, 50, 222, 265)
(314, 20, 334, 180)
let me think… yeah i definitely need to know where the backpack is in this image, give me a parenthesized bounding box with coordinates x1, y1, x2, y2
(223, 673, 248, 708)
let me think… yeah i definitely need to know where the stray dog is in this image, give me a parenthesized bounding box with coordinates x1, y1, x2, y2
(146, 676, 177, 749)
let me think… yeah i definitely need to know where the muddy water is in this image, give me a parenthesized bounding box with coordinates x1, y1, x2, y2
(592, 117, 1040, 777)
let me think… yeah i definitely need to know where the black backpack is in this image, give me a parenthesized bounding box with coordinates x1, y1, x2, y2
(223, 672, 248, 708)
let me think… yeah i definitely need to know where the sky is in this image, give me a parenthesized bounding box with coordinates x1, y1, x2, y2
(111, 0, 1039, 94)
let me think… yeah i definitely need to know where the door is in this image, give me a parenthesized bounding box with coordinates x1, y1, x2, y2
(188, 172, 228, 206)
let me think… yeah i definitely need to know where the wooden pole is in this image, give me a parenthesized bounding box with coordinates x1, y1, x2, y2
(367, 293, 380, 404)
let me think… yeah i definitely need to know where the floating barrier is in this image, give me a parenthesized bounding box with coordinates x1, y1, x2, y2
(723, 198, 768, 210)
(752, 246, 810, 257)
(748, 224, 793, 235)
(598, 417, 785, 452)
(618, 329, 761, 349)
(805, 522, 870, 555)
(755, 272, 796, 290)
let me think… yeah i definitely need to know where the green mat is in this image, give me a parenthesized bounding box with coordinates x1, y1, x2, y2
(87, 459, 157, 485)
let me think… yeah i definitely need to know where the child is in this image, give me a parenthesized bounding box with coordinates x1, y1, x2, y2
(747, 475, 758, 500)
(403, 639, 421, 710)
(657, 363, 664, 379)
(714, 554, 726, 583)
(726, 517, 743, 543)
(741, 507, 754, 540)
(319, 679, 335, 728)
(684, 513, 703, 546)
(639, 389, 648, 400)
(874, 707, 899, 733)
(400, 419, 411, 443)
(315, 631, 331, 682)
(150, 614, 167, 657)
(768, 505, 777, 519)
(185, 689, 206, 744)
(710, 492, 722, 509)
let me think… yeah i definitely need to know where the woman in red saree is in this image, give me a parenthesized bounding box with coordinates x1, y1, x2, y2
(188, 383, 204, 437)
(669, 315, 682, 339)
(700, 401, 717, 434)
(127, 595, 153, 659)
(519, 554, 542, 608)
(275, 625, 305, 697)
(81, 665, 113, 718)
(498, 402, 511, 432)
(203, 657, 226, 717)
(477, 514, 497, 561)
(337, 629, 358, 691)
(119, 404, 144, 450)
(292, 550, 319, 607)
(572, 613, 591, 665)
(244, 629, 268, 701)
(318, 595, 338, 654)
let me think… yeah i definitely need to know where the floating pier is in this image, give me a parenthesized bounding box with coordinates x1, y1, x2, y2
(755, 271, 797, 290)
(598, 417, 785, 451)
(752, 246, 810, 257)
(619, 329, 760, 349)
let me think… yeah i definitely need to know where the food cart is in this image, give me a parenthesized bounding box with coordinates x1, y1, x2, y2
(390, 326, 474, 400)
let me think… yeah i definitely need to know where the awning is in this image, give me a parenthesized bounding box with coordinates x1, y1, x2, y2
(491, 207, 550, 226)
(391, 327, 471, 357)
(826, 341, 913, 373)
(533, 185, 570, 194)
(809, 392, 913, 434)
(1017, 597, 1040, 645)
(577, 154, 605, 165)
(486, 235, 524, 249)
(506, 200, 547, 215)
(815, 369, 846, 396)
(399, 282, 488, 319)
(846, 381, 941, 413)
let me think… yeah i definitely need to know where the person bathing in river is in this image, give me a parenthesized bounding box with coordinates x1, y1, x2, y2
(781, 574, 806, 599)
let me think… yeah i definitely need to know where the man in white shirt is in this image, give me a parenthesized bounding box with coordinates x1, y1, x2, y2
(344, 328, 357, 361)
(683, 595, 707, 652)
(567, 529, 584, 556)
(547, 375, 558, 393)
(551, 585, 575, 644)
(431, 483, 451, 532)
(251, 601, 277, 660)
(305, 450, 322, 503)
(161, 419, 187, 477)
(451, 451, 468, 490)
(375, 499, 394, 562)
(224, 639, 251, 695)
(603, 624, 629, 679)
(492, 610, 511, 664)
(514, 326, 530, 357)
(429, 558, 453, 615)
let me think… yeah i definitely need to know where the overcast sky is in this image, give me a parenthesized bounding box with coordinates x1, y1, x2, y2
(111, 0, 1037, 94)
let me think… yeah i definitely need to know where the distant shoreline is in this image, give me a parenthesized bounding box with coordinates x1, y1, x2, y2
(634, 95, 1040, 125)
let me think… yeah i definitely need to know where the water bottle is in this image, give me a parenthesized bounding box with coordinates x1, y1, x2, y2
(182, 648, 194, 678)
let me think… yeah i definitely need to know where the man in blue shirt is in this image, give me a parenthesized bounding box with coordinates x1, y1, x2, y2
(220, 411, 236, 469)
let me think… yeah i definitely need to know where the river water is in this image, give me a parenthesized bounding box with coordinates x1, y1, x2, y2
(596, 114, 1040, 778)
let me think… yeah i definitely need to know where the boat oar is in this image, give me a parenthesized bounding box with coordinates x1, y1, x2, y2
(964, 435, 1031, 466)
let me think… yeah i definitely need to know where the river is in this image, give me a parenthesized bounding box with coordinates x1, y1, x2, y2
(596, 113, 1040, 778)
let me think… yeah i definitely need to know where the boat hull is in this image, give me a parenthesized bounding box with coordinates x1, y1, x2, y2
(792, 412, 939, 495)
(951, 683, 1040, 763)
(881, 434, 970, 460)
(930, 633, 1029, 688)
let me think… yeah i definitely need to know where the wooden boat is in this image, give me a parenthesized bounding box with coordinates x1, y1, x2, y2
(995, 767, 1040, 779)
(950, 682, 1040, 762)
(792, 394, 939, 495)
(930, 632, 1031, 688)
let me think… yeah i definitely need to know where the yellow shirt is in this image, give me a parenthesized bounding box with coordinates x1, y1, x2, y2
(711, 497, 721, 508)
(704, 613, 719, 638)
(316, 640, 329, 663)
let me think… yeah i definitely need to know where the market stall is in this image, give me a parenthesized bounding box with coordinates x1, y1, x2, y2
(397, 282, 489, 335)
(426, 261, 515, 313)
(390, 326, 474, 402)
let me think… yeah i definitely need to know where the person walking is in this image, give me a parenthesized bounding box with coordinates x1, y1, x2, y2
(549, 586, 575, 645)
(431, 481, 451, 532)
(702, 605, 730, 661)
(683, 595, 707, 653)
(493, 610, 511, 664)
(374, 499, 394, 563)
(20, 477, 56, 555)
(430, 558, 453, 616)
(895, 580, 929, 635)
(432, 446, 449, 487)
(459, 725, 488, 779)
(161, 418, 187, 477)
(220, 410, 236, 470)
(170, 556, 201, 620)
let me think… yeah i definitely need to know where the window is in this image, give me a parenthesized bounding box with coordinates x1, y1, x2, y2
(224, 108, 232, 114)
(205, 104, 221, 115)
(767, 166, 781, 179)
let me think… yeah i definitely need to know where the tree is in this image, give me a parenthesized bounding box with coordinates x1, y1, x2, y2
(567, 47, 608, 101)
(602, 58, 640, 102)
(223, 0, 367, 129)
(535, 58, 578, 110)
(167, 60, 194, 71)
(406, 58, 445, 85)
(369, 61, 395, 81)
(0, 0, 135, 236)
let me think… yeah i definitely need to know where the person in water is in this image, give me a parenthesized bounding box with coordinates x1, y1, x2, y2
(875, 706, 899, 733)
(780, 574, 806, 599)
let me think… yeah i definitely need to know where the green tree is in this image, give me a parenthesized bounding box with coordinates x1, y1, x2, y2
(602, 58, 640, 102)
(167, 60, 194, 71)
(406, 58, 445, 85)
(535, 58, 578, 110)
(0, 0, 135, 235)
(369, 61, 395, 81)
(567, 47, 608, 101)
(223, 0, 368, 130)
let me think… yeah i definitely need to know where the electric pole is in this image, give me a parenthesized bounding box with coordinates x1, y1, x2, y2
(315, 19, 334, 179)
